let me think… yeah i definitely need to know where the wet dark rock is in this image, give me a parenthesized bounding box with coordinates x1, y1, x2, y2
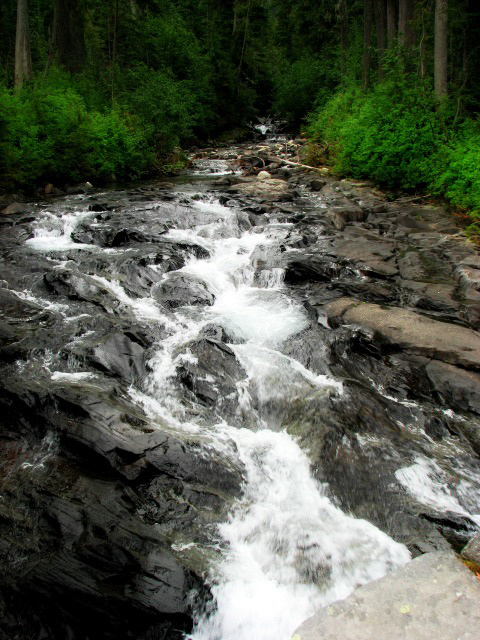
(87, 332, 148, 383)
(398, 279, 459, 313)
(331, 279, 394, 303)
(284, 251, 339, 283)
(44, 270, 115, 308)
(395, 206, 460, 236)
(309, 179, 327, 191)
(153, 273, 215, 308)
(0, 443, 199, 639)
(88, 203, 109, 212)
(398, 248, 455, 283)
(335, 228, 398, 277)
(65, 185, 88, 195)
(177, 337, 246, 420)
(426, 360, 480, 416)
(419, 512, 478, 551)
(0, 288, 55, 354)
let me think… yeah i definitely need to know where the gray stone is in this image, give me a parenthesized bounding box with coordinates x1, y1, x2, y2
(426, 360, 480, 415)
(1, 202, 32, 215)
(398, 279, 459, 312)
(324, 298, 480, 369)
(228, 177, 290, 201)
(152, 272, 215, 308)
(309, 179, 327, 191)
(398, 249, 454, 283)
(335, 229, 398, 277)
(293, 552, 480, 640)
(462, 533, 480, 565)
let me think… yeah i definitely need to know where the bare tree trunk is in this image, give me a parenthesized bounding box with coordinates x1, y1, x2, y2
(398, 0, 415, 47)
(363, 0, 373, 89)
(374, 0, 387, 81)
(419, 5, 427, 80)
(15, 0, 32, 89)
(340, 0, 349, 85)
(386, 0, 397, 46)
(434, 0, 448, 98)
(52, 0, 85, 72)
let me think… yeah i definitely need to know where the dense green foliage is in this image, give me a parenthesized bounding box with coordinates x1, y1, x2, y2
(308, 80, 441, 189)
(0, 0, 272, 190)
(1, 0, 480, 236)
(301, 1, 480, 236)
(0, 77, 152, 186)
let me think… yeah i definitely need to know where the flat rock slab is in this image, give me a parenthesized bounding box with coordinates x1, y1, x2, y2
(293, 552, 480, 640)
(228, 178, 290, 201)
(399, 279, 459, 311)
(335, 230, 398, 277)
(324, 298, 480, 369)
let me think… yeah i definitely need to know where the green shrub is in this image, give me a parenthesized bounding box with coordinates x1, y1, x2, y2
(308, 78, 443, 189)
(0, 79, 151, 190)
(121, 66, 213, 153)
(432, 121, 480, 212)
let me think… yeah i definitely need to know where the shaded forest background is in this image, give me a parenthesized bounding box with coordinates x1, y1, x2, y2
(1, 0, 480, 233)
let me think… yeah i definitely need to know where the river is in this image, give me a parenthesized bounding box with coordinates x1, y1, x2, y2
(0, 146, 479, 639)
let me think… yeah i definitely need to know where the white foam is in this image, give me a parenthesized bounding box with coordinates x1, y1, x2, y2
(51, 371, 96, 382)
(396, 455, 480, 526)
(26, 208, 94, 251)
(258, 268, 285, 289)
(233, 343, 342, 405)
(191, 428, 411, 640)
(87, 275, 177, 327)
(209, 287, 309, 346)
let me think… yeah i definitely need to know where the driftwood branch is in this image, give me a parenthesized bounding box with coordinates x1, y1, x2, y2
(394, 193, 431, 203)
(272, 155, 329, 173)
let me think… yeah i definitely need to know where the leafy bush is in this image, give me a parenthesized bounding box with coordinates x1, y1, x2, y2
(307, 74, 480, 238)
(432, 121, 480, 212)
(121, 66, 213, 153)
(308, 77, 443, 189)
(0, 80, 151, 190)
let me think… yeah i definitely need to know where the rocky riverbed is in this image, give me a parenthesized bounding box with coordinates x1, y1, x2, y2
(0, 142, 479, 640)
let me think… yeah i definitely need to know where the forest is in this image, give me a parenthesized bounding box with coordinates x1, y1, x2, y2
(1, 0, 480, 235)
(2, 3, 480, 640)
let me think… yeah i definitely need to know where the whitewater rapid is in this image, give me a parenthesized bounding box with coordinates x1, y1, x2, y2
(24, 179, 412, 640)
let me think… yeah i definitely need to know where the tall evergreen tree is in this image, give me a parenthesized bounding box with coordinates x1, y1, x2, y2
(14, 0, 32, 88)
(435, 0, 448, 97)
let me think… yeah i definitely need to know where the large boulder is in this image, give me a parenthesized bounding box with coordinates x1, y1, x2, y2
(87, 331, 148, 383)
(153, 273, 215, 308)
(1, 202, 33, 216)
(425, 360, 480, 415)
(293, 552, 480, 640)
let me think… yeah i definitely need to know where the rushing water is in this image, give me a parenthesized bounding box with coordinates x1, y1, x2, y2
(18, 162, 416, 640)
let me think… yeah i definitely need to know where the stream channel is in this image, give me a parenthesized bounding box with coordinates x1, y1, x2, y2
(0, 145, 479, 640)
